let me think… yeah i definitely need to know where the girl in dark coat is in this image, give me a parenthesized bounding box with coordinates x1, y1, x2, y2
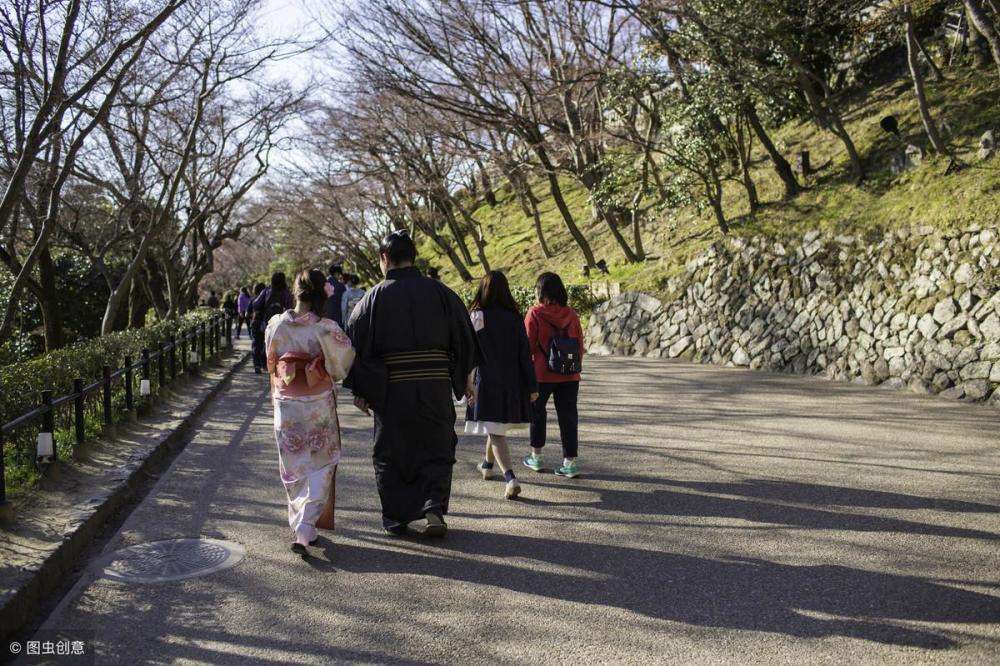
(464, 271, 538, 499)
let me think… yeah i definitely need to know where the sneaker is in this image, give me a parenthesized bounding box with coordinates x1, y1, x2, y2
(423, 512, 447, 538)
(522, 454, 543, 472)
(555, 461, 580, 478)
(478, 461, 495, 480)
(504, 478, 522, 500)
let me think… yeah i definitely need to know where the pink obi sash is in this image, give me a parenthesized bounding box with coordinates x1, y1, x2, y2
(272, 352, 333, 397)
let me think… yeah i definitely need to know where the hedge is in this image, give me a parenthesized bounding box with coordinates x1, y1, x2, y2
(1, 308, 220, 493)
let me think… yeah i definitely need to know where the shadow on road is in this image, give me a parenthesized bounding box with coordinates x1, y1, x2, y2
(329, 531, 997, 650)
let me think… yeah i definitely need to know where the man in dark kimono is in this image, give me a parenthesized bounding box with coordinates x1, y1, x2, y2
(345, 230, 478, 537)
(323, 263, 347, 325)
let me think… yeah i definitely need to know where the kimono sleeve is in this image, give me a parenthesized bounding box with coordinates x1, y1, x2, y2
(342, 290, 373, 392)
(317, 320, 356, 381)
(264, 315, 282, 375)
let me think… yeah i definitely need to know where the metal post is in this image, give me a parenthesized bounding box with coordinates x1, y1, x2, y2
(0, 428, 6, 505)
(42, 390, 55, 462)
(181, 333, 188, 373)
(157, 342, 165, 388)
(209, 318, 216, 357)
(73, 378, 85, 445)
(142, 349, 151, 383)
(102, 365, 113, 425)
(199, 323, 206, 364)
(169, 334, 177, 379)
(124, 356, 134, 412)
(225, 313, 232, 348)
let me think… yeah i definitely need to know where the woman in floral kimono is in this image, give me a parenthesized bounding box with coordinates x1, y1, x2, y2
(265, 270, 355, 556)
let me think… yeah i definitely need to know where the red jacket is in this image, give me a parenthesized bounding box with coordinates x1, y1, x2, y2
(525, 303, 585, 383)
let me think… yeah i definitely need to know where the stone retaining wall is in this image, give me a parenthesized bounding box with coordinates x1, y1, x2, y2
(586, 226, 1000, 404)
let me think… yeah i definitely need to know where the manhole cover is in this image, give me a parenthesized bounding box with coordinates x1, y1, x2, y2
(99, 538, 245, 583)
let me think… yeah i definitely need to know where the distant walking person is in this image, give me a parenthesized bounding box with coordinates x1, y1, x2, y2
(523, 272, 585, 478)
(252, 273, 293, 374)
(207, 290, 220, 309)
(236, 287, 252, 339)
(464, 271, 538, 499)
(265, 271, 355, 555)
(341, 274, 365, 322)
(222, 292, 237, 324)
(323, 263, 347, 326)
(346, 230, 478, 537)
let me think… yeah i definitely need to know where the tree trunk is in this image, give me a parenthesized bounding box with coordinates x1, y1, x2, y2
(906, 11, 948, 154)
(37, 246, 63, 350)
(912, 26, 945, 82)
(739, 155, 760, 213)
(744, 105, 801, 199)
(593, 201, 639, 263)
(519, 188, 552, 259)
(968, 4, 991, 68)
(451, 198, 491, 274)
(629, 189, 647, 262)
(530, 142, 596, 266)
(964, 0, 1000, 77)
(710, 199, 729, 234)
(421, 222, 474, 281)
(793, 64, 864, 183)
(128, 278, 149, 328)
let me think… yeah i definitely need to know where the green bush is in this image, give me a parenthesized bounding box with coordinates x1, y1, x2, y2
(1, 308, 222, 494)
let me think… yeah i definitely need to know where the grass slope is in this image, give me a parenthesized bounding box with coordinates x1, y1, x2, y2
(419, 66, 1000, 296)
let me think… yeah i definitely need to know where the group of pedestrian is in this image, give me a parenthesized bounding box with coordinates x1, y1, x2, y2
(260, 230, 584, 556)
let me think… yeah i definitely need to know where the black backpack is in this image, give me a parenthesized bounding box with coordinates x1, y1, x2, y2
(540, 316, 582, 375)
(255, 289, 285, 332)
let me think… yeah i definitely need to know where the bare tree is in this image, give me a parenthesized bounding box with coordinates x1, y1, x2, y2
(0, 0, 187, 347)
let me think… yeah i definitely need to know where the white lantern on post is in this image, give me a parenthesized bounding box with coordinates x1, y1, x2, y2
(37, 432, 54, 462)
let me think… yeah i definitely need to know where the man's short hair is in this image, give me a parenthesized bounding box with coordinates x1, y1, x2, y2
(379, 230, 417, 265)
(329, 263, 343, 276)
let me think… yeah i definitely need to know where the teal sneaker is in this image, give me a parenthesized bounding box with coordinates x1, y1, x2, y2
(555, 460, 579, 478)
(522, 454, 543, 472)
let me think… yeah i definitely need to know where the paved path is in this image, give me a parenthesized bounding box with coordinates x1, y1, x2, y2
(35, 357, 1000, 663)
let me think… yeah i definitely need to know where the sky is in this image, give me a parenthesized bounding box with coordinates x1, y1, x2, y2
(258, 0, 338, 88)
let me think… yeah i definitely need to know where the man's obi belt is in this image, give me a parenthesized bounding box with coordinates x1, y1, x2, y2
(383, 350, 451, 383)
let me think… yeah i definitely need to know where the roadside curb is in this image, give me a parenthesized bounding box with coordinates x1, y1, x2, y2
(0, 348, 250, 644)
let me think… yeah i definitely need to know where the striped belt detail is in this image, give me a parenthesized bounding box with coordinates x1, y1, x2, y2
(384, 350, 451, 383)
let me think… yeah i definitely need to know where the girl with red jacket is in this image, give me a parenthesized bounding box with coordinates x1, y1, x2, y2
(523, 272, 585, 478)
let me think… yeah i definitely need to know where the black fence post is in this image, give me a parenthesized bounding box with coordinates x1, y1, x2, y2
(102, 365, 113, 426)
(41, 390, 55, 462)
(181, 333, 188, 373)
(0, 428, 6, 506)
(199, 323, 206, 364)
(142, 349, 151, 398)
(225, 313, 232, 348)
(169, 334, 177, 379)
(157, 342, 165, 388)
(209, 318, 215, 357)
(73, 378, 85, 446)
(124, 356, 134, 412)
